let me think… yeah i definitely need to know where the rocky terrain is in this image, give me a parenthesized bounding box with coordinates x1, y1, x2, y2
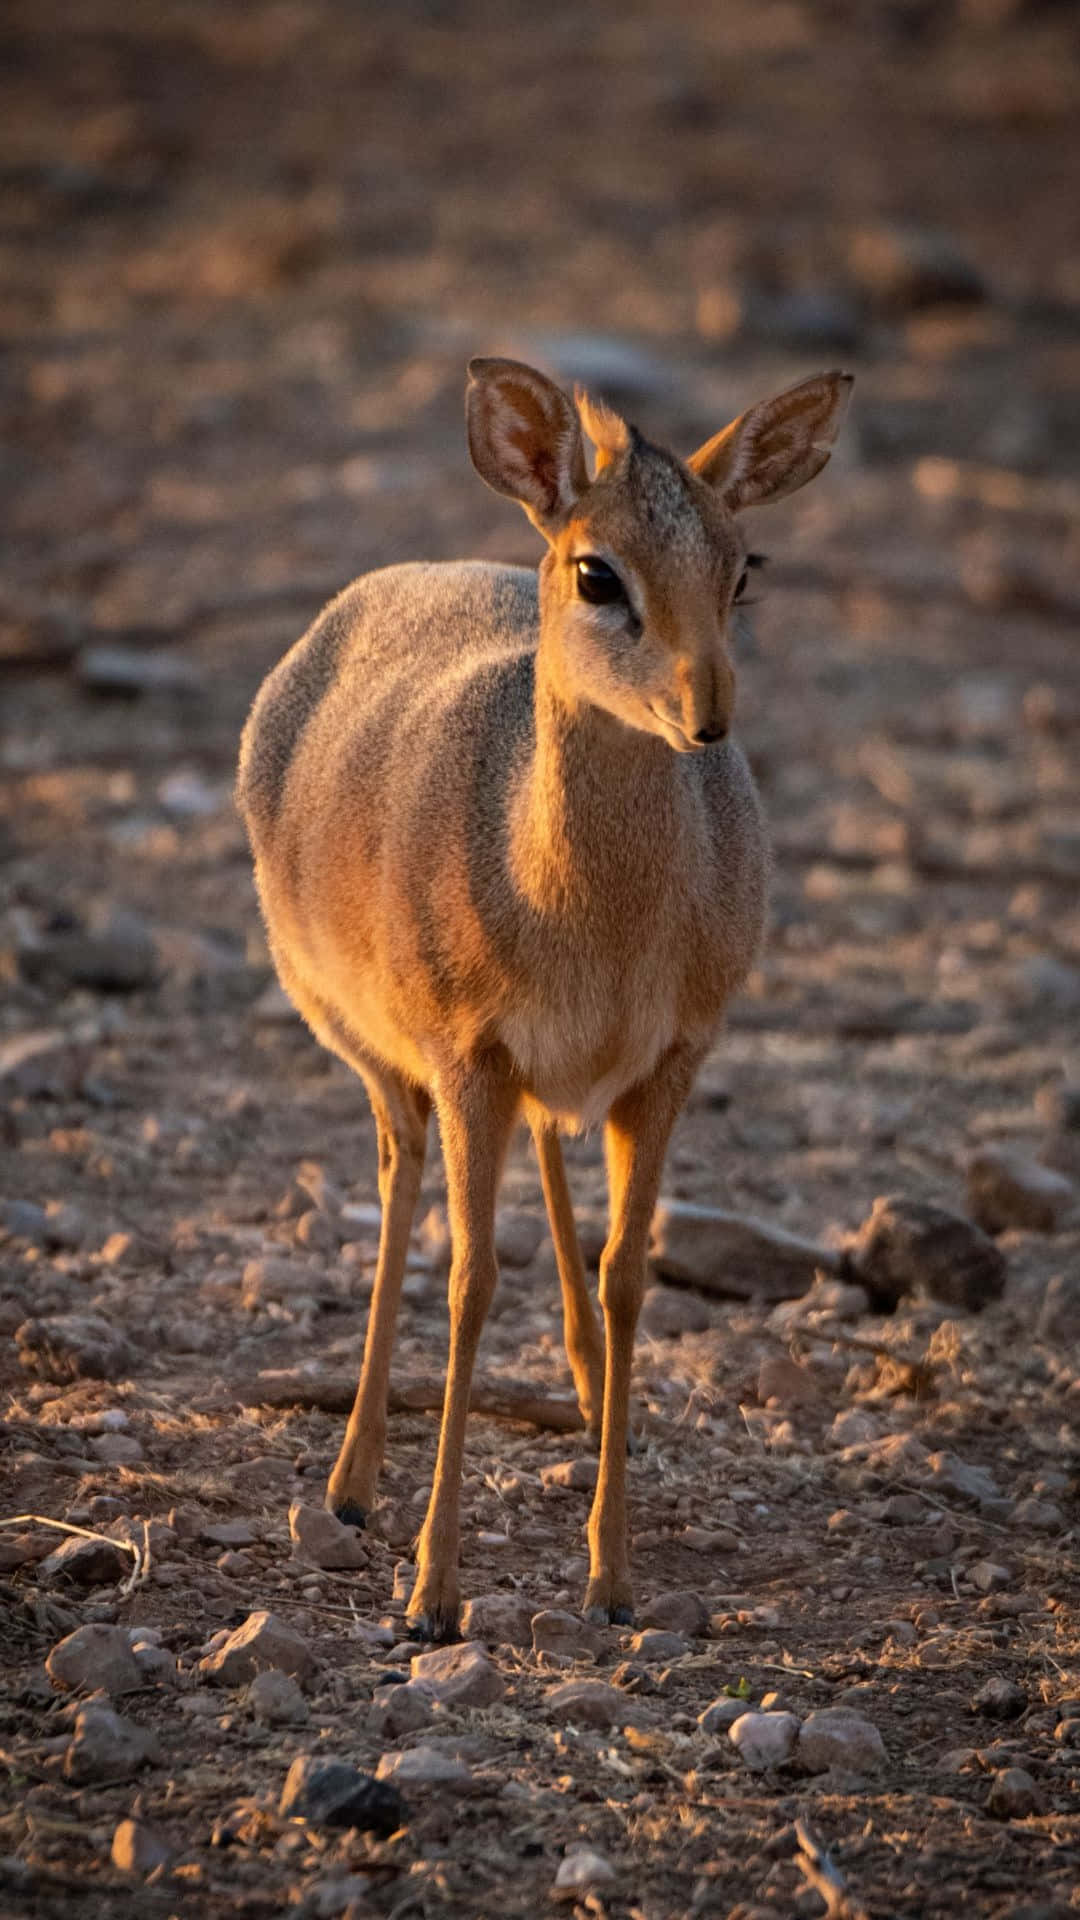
(1, 2, 1078, 1916)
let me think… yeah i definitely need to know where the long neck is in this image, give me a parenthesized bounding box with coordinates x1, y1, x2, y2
(509, 593, 679, 917)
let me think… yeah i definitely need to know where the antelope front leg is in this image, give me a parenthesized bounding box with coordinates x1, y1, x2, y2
(584, 1045, 701, 1626)
(408, 1055, 519, 1641)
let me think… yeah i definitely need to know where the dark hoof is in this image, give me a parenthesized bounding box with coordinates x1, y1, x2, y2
(407, 1611, 460, 1645)
(611, 1605, 634, 1626)
(583, 1602, 635, 1628)
(332, 1502, 367, 1530)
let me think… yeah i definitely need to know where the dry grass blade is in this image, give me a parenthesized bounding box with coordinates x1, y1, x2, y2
(0, 1514, 143, 1595)
(793, 1820, 870, 1920)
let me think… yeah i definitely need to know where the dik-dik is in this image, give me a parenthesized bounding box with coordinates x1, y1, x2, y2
(238, 356, 851, 1637)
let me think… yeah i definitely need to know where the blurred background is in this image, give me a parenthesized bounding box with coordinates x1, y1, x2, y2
(2, 0, 1079, 1234)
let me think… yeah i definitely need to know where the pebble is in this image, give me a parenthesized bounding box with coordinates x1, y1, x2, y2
(698, 1696, 748, 1734)
(295, 1875, 374, 1919)
(40, 1534, 132, 1586)
(650, 1200, 837, 1299)
(638, 1284, 712, 1338)
(368, 1681, 434, 1739)
(847, 1195, 1005, 1311)
(79, 644, 204, 696)
(967, 1150, 1077, 1235)
(1010, 1496, 1065, 1533)
(410, 1641, 505, 1709)
(133, 1642, 178, 1685)
(628, 1629, 688, 1661)
(199, 1517, 256, 1548)
(89, 1431, 143, 1466)
(552, 1848, 616, 1897)
(0, 1030, 80, 1099)
(987, 1767, 1040, 1819)
(729, 1711, 799, 1771)
(278, 1755, 405, 1834)
(111, 1818, 170, 1875)
(974, 1677, 1027, 1720)
(767, 1279, 871, 1331)
(969, 1561, 1012, 1594)
(926, 1453, 1002, 1510)
(375, 1745, 475, 1793)
(797, 1708, 886, 1774)
(757, 1353, 823, 1409)
(200, 1611, 317, 1686)
(545, 1679, 624, 1729)
(63, 1703, 162, 1783)
(15, 1312, 135, 1382)
(639, 1590, 709, 1638)
(248, 1668, 310, 1726)
(459, 1591, 535, 1648)
(1037, 1274, 1080, 1345)
(46, 1623, 143, 1696)
(288, 1502, 366, 1570)
(541, 1458, 598, 1492)
(531, 1609, 605, 1659)
(494, 1209, 546, 1267)
(18, 923, 156, 993)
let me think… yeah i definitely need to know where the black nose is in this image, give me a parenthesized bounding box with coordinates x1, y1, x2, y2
(693, 723, 728, 745)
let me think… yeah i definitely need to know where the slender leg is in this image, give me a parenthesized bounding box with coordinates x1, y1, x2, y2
(326, 1073, 430, 1525)
(531, 1118, 605, 1437)
(409, 1054, 519, 1640)
(583, 1045, 701, 1625)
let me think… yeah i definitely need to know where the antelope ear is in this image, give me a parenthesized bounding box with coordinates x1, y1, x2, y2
(466, 357, 588, 533)
(689, 371, 853, 511)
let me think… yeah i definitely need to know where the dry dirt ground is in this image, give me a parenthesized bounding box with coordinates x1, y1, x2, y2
(2, 3, 1080, 1917)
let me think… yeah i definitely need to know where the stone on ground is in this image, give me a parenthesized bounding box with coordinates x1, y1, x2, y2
(288, 1502, 366, 1570)
(797, 1708, 886, 1773)
(410, 1641, 505, 1708)
(279, 1755, 405, 1833)
(729, 1711, 800, 1771)
(201, 1611, 317, 1686)
(460, 1591, 535, 1648)
(64, 1704, 162, 1783)
(375, 1745, 474, 1792)
(248, 1668, 310, 1726)
(46, 1623, 143, 1696)
(847, 1194, 1006, 1310)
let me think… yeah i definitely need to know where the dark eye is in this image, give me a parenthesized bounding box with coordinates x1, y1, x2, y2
(576, 557, 625, 606)
(733, 569, 749, 603)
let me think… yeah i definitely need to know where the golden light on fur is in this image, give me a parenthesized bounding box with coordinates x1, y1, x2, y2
(237, 355, 852, 1638)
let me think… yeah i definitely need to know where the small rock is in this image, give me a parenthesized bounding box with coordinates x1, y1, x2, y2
(1, 1199, 49, 1243)
(698, 1696, 748, 1734)
(926, 1453, 1001, 1510)
(553, 1848, 616, 1897)
(628, 1629, 688, 1661)
(279, 1755, 405, 1834)
(248, 1668, 310, 1726)
(64, 1703, 162, 1783)
(201, 1611, 317, 1687)
(494, 1209, 545, 1267)
(46, 1623, 143, 1696)
(987, 1767, 1040, 1819)
(89, 1431, 143, 1466)
(757, 1353, 823, 1408)
(1011, 1495, 1065, 1534)
(289, 1503, 366, 1570)
(18, 923, 157, 992)
(847, 1195, 1005, 1310)
(199, 1518, 256, 1549)
(969, 1561, 1012, 1595)
(1055, 1719, 1080, 1747)
(967, 1149, 1077, 1235)
(111, 1818, 170, 1876)
(368, 1682, 434, 1739)
(0, 1030, 80, 1099)
(410, 1641, 504, 1709)
(545, 1679, 623, 1729)
(132, 1643, 178, 1686)
(639, 1284, 712, 1337)
(375, 1745, 474, 1793)
(679, 1525, 740, 1554)
(974, 1677, 1027, 1719)
(540, 1457, 598, 1493)
(1037, 1273, 1080, 1345)
(729, 1711, 799, 1771)
(797, 1708, 886, 1774)
(40, 1534, 132, 1586)
(295, 1875, 374, 1918)
(767, 1278, 870, 1331)
(531, 1609, 605, 1659)
(639, 1591, 708, 1638)
(15, 1312, 135, 1382)
(79, 644, 203, 697)
(650, 1201, 837, 1300)
(460, 1592, 535, 1648)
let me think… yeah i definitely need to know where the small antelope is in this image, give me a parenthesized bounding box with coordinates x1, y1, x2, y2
(238, 356, 851, 1637)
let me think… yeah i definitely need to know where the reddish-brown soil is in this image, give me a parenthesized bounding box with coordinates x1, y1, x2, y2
(2, 4, 1078, 1917)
